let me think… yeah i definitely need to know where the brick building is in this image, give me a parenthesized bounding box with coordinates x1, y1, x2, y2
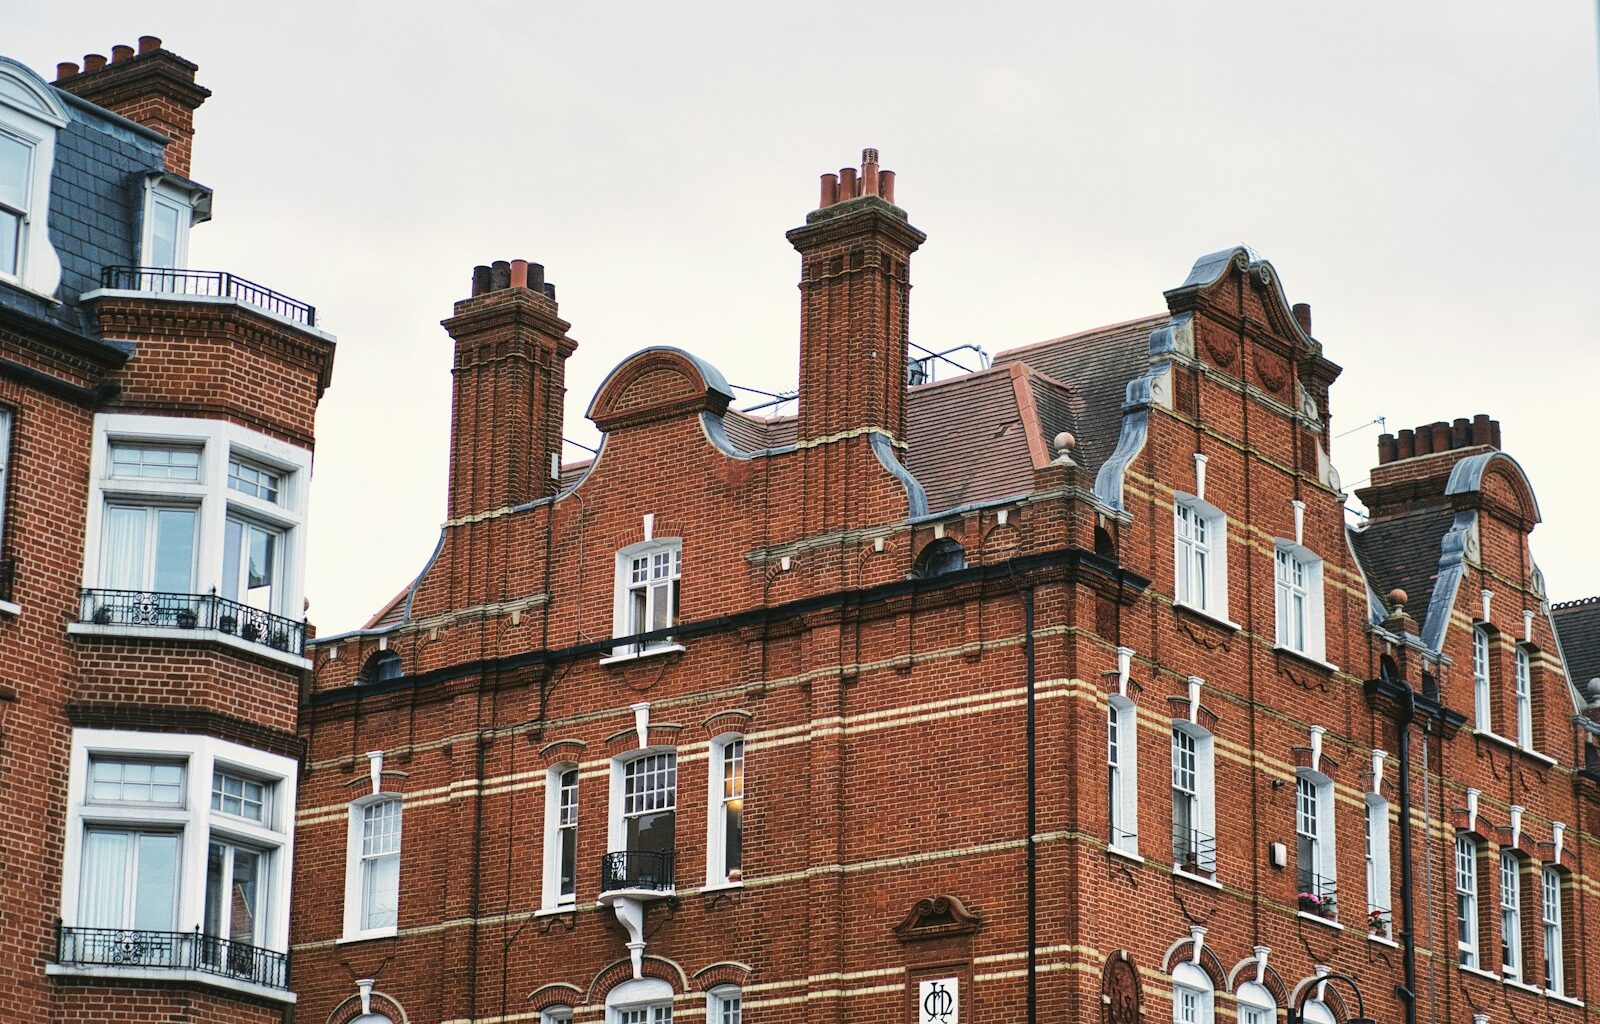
(290, 147, 1600, 1024)
(0, 40, 334, 1021)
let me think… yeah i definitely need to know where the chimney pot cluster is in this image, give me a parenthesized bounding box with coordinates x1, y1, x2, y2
(1377, 413, 1499, 464)
(56, 37, 166, 80)
(1291, 302, 1312, 335)
(817, 147, 896, 209)
(470, 259, 554, 300)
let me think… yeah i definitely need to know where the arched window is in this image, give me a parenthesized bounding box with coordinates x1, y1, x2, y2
(361, 650, 403, 684)
(541, 1007, 574, 1024)
(707, 985, 742, 1024)
(1236, 981, 1275, 1024)
(1300, 997, 1336, 1024)
(606, 976, 674, 1024)
(1170, 961, 1213, 1024)
(913, 537, 965, 578)
(0, 57, 67, 295)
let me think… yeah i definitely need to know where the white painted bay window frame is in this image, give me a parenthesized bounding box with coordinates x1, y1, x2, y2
(706, 735, 744, 886)
(1107, 696, 1139, 856)
(1274, 541, 1327, 662)
(541, 762, 579, 910)
(56, 730, 296, 978)
(1172, 495, 1229, 622)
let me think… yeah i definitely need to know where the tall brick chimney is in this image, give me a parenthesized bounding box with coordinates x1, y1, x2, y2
(787, 148, 925, 444)
(54, 36, 211, 178)
(441, 260, 576, 521)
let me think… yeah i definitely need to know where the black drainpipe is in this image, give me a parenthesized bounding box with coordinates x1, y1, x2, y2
(1394, 684, 1419, 1024)
(1024, 586, 1037, 1024)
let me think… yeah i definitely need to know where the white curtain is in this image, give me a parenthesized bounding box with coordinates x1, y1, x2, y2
(79, 831, 129, 928)
(363, 853, 398, 930)
(102, 507, 147, 590)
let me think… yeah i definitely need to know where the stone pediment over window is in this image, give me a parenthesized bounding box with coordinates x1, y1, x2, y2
(893, 894, 982, 943)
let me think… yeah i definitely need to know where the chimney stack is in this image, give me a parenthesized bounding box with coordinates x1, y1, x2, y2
(440, 258, 576, 520)
(54, 37, 211, 178)
(787, 148, 925, 446)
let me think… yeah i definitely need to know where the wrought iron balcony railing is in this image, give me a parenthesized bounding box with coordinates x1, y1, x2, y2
(57, 924, 289, 991)
(599, 850, 676, 894)
(1297, 870, 1339, 917)
(0, 557, 14, 603)
(100, 266, 317, 327)
(1172, 826, 1218, 878)
(79, 588, 306, 656)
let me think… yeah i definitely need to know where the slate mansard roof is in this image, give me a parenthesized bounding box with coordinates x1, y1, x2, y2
(1554, 597, 1600, 694)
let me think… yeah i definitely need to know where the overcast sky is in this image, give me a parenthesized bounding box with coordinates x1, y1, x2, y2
(14, 3, 1600, 631)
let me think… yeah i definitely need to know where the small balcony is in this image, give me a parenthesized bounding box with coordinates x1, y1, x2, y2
(99, 266, 317, 327)
(78, 588, 307, 656)
(598, 850, 676, 902)
(56, 924, 289, 992)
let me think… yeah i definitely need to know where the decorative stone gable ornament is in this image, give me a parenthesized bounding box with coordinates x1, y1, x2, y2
(893, 894, 982, 942)
(918, 976, 959, 1024)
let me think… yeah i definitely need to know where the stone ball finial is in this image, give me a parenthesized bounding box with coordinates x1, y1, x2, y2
(1388, 588, 1408, 609)
(1054, 431, 1077, 453)
(1587, 678, 1600, 702)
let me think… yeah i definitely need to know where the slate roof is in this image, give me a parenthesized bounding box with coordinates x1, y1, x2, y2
(1553, 597, 1600, 693)
(0, 89, 168, 341)
(1346, 507, 1457, 626)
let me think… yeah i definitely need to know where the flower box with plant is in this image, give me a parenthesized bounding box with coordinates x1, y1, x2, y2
(1368, 908, 1390, 933)
(1297, 891, 1336, 917)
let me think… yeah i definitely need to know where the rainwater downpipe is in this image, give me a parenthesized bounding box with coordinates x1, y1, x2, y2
(1024, 585, 1038, 1024)
(1394, 684, 1419, 1024)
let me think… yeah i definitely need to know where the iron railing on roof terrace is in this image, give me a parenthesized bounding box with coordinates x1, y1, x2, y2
(599, 850, 676, 894)
(79, 587, 306, 656)
(0, 558, 14, 604)
(100, 266, 317, 327)
(56, 923, 289, 990)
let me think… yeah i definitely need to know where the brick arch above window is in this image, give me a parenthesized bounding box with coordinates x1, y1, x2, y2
(605, 725, 682, 758)
(528, 983, 585, 1014)
(700, 709, 752, 741)
(538, 738, 588, 769)
(692, 961, 755, 992)
(325, 990, 410, 1024)
(586, 954, 690, 1005)
(1225, 958, 1290, 1006)
(1159, 940, 1229, 991)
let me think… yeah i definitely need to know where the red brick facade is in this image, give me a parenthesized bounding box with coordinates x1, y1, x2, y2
(290, 150, 1600, 1024)
(0, 41, 333, 1024)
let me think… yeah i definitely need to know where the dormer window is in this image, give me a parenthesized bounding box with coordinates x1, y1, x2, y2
(139, 175, 207, 272)
(0, 56, 68, 297)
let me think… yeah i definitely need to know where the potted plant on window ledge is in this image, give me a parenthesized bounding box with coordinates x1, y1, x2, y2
(175, 607, 198, 629)
(1297, 891, 1335, 918)
(1367, 908, 1390, 934)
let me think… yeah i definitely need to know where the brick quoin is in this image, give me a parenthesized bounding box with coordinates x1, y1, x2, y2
(292, 150, 1600, 1024)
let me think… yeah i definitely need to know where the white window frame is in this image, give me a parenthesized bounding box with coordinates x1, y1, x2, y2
(1514, 646, 1533, 749)
(707, 985, 741, 1024)
(1365, 795, 1393, 939)
(1473, 625, 1492, 732)
(1542, 866, 1564, 994)
(342, 794, 402, 941)
(541, 1007, 574, 1024)
(0, 56, 67, 297)
(706, 735, 745, 886)
(1456, 834, 1479, 968)
(607, 539, 683, 660)
(78, 415, 312, 660)
(606, 977, 674, 1024)
(1295, 769, 1337, 914)
(1170, 723, 1216, 877)
(1170, 961, 1214, 1024)
(139, 175, 202, 271)
(1107, 696, 1139, 855)
(1235, 982, 1275, 1024)
(541, 762, 579, 910)
(1274, 541, 1326, 662)
(609, 749, 678, 862)
(1500, 851, 1522, 979)
(1173, 495, 1228, 621)
(59, 729, 296, 957)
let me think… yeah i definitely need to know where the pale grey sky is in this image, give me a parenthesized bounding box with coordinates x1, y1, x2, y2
(14, 2, 1600, 631)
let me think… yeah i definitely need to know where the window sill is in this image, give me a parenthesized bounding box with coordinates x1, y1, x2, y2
(1458, 964, 1501, 983)
(1470, 729, 1558, 767)
(1296, 911, 1344, 931)
(1107, 845, 1145, 865)
(336, 926, 397, 945)
(535, 903, 579, 917)
(1272, 645, 1339, 673)
(599, 643, 685, 667)
(46, 962, 295, 1005)
(1172, 866, 1222, 890)
(700, 880, 745, 894)
(1366, 933, 1399, 949)
(67, 621, 312, 670)
(1173, 601, 1240, 633)
(1547, 992, 1584, 1008)
(0, 599, 18, 617)
(1505, 979, 1543, 995)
